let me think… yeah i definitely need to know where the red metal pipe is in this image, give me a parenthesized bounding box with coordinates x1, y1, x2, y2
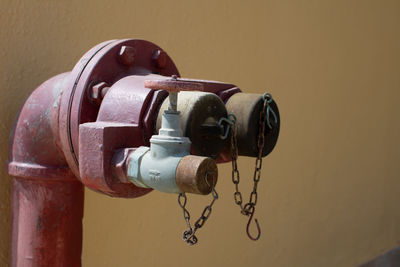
(8, 72, 84, 266)
(7, 39, 280, 266)
(7, 40, 182, 266)
(11, 178, 83, 267)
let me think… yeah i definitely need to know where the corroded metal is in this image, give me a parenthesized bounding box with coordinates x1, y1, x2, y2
(176, 155, 218, 195)
(144, 78, 204, 92)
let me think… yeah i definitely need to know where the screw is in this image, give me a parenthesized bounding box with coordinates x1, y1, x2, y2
(119, 46, 136, 66)
(153, 49, 168, 69)
(90, 82, 110, 105)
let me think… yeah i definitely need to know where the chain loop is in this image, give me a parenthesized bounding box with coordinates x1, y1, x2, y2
(262, 93, 278, 129)
(218, 117, 235, 139)
(177, 173, 218, 246)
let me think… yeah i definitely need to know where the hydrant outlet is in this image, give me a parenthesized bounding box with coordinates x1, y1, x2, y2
(126, 97, 218, 194)
(156, 91, 228, 159)
(176, 155, 218, 195)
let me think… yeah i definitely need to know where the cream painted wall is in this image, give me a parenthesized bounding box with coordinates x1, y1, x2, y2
(1, 0, 400, 266)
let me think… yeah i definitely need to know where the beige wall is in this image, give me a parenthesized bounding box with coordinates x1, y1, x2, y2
(1, 0, 400, 266)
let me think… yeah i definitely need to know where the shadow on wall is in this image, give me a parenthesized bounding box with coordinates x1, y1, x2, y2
(359, 246, 400, 267)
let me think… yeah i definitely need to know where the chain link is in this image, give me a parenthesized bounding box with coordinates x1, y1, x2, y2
(177, 173, 219, 245)
(230, 93, 276, 240)
(176, 93, 276, 244)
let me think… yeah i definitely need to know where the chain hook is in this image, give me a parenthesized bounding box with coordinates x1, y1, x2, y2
(262, 92, 278, 129)
(228, 92, 276, 242)
(246, 206, 261, 241)
(218, 115, 236, 140)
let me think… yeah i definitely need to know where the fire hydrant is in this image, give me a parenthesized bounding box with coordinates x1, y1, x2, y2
(7, 39, 280, 266)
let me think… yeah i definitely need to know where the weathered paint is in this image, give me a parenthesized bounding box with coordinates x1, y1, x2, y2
(58, 39, 180, 178)
(8, 39, 276, 266)
(2, 2, 400, 267)
(8, 72, 83, 266)
(11, 178, 83, 267)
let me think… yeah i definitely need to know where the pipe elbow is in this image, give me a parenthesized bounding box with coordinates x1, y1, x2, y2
(8, 73, 75, 180)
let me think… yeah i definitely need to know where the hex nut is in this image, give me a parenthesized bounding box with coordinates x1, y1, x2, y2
(90, 82, 110, 105)
(112, 148, 137, 183)
(153, 49, 168, 69)
(119, 45, 136, 66)
(127, 146, 150, 188)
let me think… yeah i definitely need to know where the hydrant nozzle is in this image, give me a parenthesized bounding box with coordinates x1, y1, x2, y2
(126, 77, 218, 195)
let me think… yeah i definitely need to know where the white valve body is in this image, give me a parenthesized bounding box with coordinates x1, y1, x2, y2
(127, 111, 191, 193)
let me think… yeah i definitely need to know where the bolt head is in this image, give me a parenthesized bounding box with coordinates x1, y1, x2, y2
(90, 82, 109, 105)
(153, 49, 168, 69)
(119, 46, 136, 66)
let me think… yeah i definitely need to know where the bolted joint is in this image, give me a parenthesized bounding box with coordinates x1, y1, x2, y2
(89, 82, 110, 105)
(153, 49, 168, 69)
(119, 45, 136, 66)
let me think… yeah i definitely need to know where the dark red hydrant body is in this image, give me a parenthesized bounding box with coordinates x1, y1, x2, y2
(8, 39, 279, 266)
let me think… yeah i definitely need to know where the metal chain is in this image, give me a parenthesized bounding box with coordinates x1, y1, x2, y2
(176, 93, 276, 244)
(230, 92, 276, 241)
(177, 173, 219, 245)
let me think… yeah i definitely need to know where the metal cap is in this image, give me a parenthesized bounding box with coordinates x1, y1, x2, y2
(176, 155, 218, 195)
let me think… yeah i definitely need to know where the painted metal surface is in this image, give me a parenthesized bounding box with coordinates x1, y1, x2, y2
(7, 72, 83, 267)
(79, 122, 152, 197)
(7, 39, 181, 266)
(7, 38, 280, 266)
(58, 39, 180, 178)
(126, 108, 218, 194)
(11, 178, 83, 267)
